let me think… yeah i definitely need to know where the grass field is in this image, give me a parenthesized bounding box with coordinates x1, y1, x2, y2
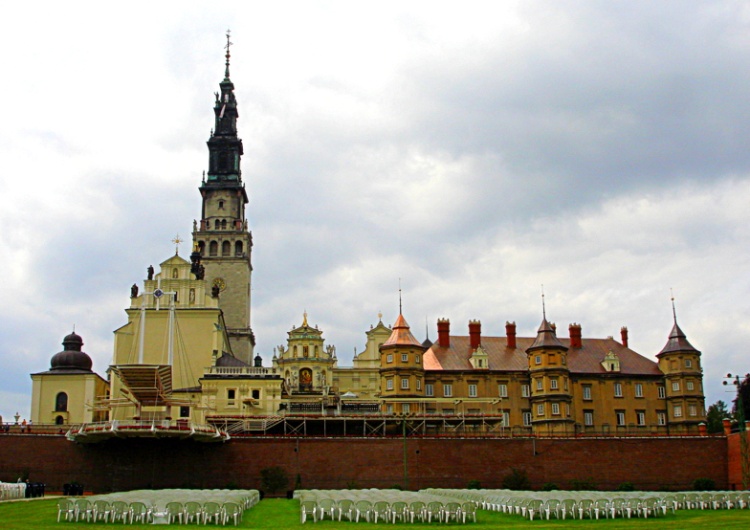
(3, 498, 750, 529)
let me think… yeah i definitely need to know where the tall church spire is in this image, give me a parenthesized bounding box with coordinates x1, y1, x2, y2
(192, 35, 255, 363)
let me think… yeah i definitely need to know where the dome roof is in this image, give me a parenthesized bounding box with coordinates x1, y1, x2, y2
(50, 332, 93, 372)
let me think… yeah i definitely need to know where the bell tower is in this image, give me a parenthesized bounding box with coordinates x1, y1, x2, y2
(192, 32, 255, 363)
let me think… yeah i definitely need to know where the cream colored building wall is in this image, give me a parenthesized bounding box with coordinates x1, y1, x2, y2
(30, 373, 108, 424)
(199, 377, 283, 418)
(333, 367, 380, 399)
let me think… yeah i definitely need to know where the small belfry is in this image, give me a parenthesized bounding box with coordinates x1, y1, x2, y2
(192, 30, 255, 364)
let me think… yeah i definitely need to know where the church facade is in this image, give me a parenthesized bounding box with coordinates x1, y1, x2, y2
(29, 45, 706, 437)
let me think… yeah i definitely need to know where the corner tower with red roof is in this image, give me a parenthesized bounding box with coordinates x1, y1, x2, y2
(379, 313, 427, 414)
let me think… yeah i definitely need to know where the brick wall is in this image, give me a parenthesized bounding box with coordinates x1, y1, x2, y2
(0, 434, 727, 493)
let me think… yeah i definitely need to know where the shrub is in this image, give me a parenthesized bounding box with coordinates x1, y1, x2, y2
(502, 468, 531, 490)
(616, 482, 635, 491)
(693, 478, 716, 491)
(541, 482, 559, 491)
(467, 480, 481, 490)
(570, 478, 597, 491)
(260, 466, 289, 494)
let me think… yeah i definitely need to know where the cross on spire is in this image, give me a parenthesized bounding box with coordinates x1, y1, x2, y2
(224, 29, 233, 79)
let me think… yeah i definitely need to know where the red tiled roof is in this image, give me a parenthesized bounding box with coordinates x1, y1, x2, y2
(424, 335, 662, 376)
(382, 314, 425, 349)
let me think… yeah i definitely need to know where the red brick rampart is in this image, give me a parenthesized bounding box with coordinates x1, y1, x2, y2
(0, 434, 727, 493)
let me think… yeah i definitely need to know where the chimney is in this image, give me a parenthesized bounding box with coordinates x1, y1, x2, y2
(469, 320, 481, 349)
(569, 323, 582, 348)
(620, 326, 629, 348)
(437, 318, 450, 348)
(505, 321, 517, 349)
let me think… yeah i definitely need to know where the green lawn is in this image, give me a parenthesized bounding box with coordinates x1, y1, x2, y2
(3, 498, 750, 529)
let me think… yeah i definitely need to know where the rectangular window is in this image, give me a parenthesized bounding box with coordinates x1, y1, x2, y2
(635, 383, 643, 398)
(551, 403, 560, 415)
(402, 403, 410, 414)
(584, 411, 594, 426)
(535, 355, 542, 365)
(425, 383, 434, 397)
(616, 411, 626, 426)
(536, 379, 543, 391)
(468, 384, 478, 397)
(227, 389, 236, 400)
(416, 354, 421, 364)
(550, 378, 559, 390)
(501, 411, 510, 426)
(252, 389, 260, 399)
(582, 384, 592, 400)
(657, 411, 666, 425)
(614, 383, 623, 397)
(498, 383, 508, 398)
(687, 381, 695, 391)
(401, 378, 409, 390)
(672, 381, 680, 392)
(386, 379, 394, 390)
(443, 384, 453, 398)
(416, 379, 422, 391)
(523, 411, 532, 426)
(537, 403, 545, 416)
(689, 404, 698, 417)
(685, 359, 692, 368)
(179, 406, 190, 418)
(386, 354, 393, 363)
(522, 384, 530, 398)
(637, 411, 646, 426)
(674, 405, 683, 418)
(387, 404, 394, 414)
(658, 386, 666, 399)
(401, 353, 409, 362)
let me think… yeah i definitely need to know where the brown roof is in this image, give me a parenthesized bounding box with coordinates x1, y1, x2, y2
(424, 335, 662, 376)
(382, 314, 425, 349)
(658, 322, 700, 356)
(528, 318, 567, 351)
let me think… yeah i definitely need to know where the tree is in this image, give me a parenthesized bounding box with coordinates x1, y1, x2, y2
(732, 375, 750, 422)
(260, 467, 289, 495)
(706, 400, 730, 433)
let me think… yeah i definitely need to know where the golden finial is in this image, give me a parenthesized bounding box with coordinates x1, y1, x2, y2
(172, 234, 183, 255)
(378, 311, 383, 322)
(302, 310, 308, 327)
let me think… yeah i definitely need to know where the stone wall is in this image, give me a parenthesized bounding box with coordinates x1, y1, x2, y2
(0, 434, 727, 493)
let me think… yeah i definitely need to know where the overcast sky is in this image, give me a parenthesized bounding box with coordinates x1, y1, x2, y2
(1, 1, 749, 422)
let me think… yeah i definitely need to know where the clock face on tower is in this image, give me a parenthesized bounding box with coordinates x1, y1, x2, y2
(212, 277, 226, 291)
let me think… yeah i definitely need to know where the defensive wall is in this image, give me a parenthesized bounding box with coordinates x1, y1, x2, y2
(0, 434, 728, 493)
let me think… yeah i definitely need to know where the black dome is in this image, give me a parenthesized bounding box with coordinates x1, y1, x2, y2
(50, 332, 93, 372)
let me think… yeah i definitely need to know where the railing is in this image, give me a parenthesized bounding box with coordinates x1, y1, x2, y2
(65, 420, 229, 442)
(204, 366, 280, 376)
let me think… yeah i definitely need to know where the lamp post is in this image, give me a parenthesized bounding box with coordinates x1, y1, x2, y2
(724, 373, 750, 489)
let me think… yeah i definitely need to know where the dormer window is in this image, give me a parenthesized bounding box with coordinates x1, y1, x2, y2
(601, 350, 621, 372)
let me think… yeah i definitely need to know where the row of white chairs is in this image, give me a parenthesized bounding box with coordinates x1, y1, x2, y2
(296, 489, 478, 524)
(0, 482, 26, 500)
(424, 488, 750, 521)
(56, 489, 259, 525)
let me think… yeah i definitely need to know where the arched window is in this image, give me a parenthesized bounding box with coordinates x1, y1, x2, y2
(198, 241, 205, 256)
(222, 241, 231, 256)
(55, 392, 68, 412)
(55, 415, 64, 425)
(172, 268, 178, 279)
(209, 241, 218, 256)
(235, 241, 243, 256)
(221, 219, 227, 230)
(218, 200, 225, 210)
(214, 219, 220, 230)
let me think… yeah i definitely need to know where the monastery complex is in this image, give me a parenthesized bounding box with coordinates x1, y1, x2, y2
(29, 44, 707, 444)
